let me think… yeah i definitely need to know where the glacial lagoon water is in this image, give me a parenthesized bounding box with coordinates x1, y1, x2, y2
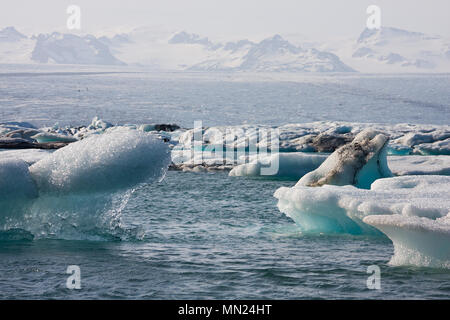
(0, 69, 449, 299)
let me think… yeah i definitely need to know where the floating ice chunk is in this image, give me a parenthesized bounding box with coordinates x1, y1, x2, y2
(297, 129, 392, 189)
(0, 128, 171, 240)
(394, 132, 450, 147)
(0, 121, 36, 129)
(387, 143, 412, 155)
(414, 138, 450, 156)
(29, 128, 171, 194)
(364, 214, 450, 268)
(275, 184, 380, 234)
(229, 153, 327, 179)
(274, 175, 450, 236)
(139, 124, 156, 132)
(4, 128, 41, 142)
(229, 153, 450, 179)
(31, 132, 78, 143)
(88, 116, 112, 131)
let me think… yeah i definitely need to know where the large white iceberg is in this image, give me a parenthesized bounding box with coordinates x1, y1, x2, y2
(0, 128, 171, 240)
(273, 129, 450, 268)
(275, 176, 450, 234)
(29, 127, 170, 193)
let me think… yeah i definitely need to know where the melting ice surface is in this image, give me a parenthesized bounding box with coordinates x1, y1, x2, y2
(0, 128, 171, 240)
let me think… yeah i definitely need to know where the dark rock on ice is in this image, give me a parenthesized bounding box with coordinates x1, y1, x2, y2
(154, 124, 181, 132)
(0, 137, 69, 149)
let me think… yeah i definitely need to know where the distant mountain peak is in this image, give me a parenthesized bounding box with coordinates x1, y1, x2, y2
(223, 39, 254, 52)
(169, 31, 212, 46)
(0, 26, 27, 42)
(31, 32, 125, 66)
(188, 33, 354, 72)
(357, 26, 436, 45)
(251, 34, 301, 55)
(351, 26, 448, 71)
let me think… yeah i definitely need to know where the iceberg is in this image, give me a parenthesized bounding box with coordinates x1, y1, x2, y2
(414, 139, 450, 156)
(0, 128, 171, 240)
(31, 132, 77, 144)
(230, 154, 450, 179)
(229, 153, 327, 179)
(296, 129, 392, 189)
(364, 213, 450, 268)
(29, 127, 171, 193)
(273, 129, 450, 268)
(274, 176, 450, 236)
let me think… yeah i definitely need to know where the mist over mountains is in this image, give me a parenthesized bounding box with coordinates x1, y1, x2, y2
(1, 25, 449, 72)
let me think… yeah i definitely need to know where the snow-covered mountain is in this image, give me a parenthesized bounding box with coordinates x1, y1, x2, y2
(168, 31, 219, 49)
(187, 34, 354, 72)
(0, 26, 353, 72)
(354, 27, 448, 69)
(325, 27, 450, 73)
(0, 26, 27, 42)
(31, 32, 125, 65)
(0, 27, 35, 63)
(0, 26, 126, 66)
(1, 25, 449, 72)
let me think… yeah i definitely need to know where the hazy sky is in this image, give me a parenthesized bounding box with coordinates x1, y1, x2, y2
(1, 0, 450, 40)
